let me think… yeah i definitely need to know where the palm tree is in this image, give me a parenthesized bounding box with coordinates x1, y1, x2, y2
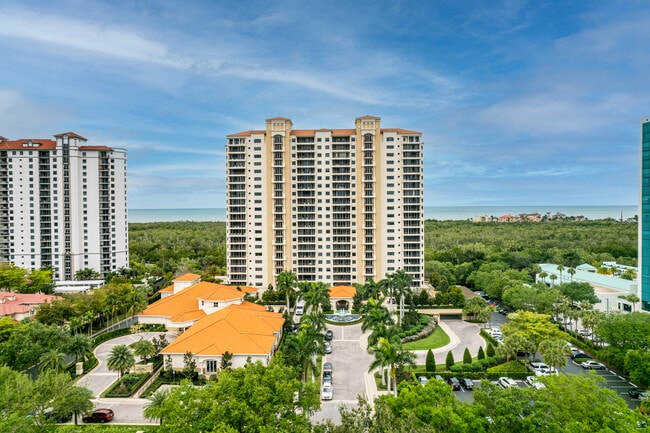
(626, 294, 640, 312)
(549, 274, 558, 286)
(567, 267, 576, 281)
(378, 274, 396, 313)
(368, 337, 393, 391)
(556, 264, 565, 284)
(58, 385, 94, 425)
(106, 344, 135, 378)
(538, 339, 569, 371)
(368, 323, 401, 348)
(302, 282, 329, 313)
(67, 334, 93, 363)
(392, 269, 413, 327)
(361, 298, 391, 334)
(539, 271, 548, 284)
(133, 339, 156, 363)
(363, 278, 381, 300)
(39, 349, 67, 373)
(144, 389, 169, 425)
(368, 337, 415, 397)
(276, 270, 298, 313)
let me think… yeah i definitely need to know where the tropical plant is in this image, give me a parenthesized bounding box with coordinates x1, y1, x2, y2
(133, 339, 156, 363)
(106, 344, 135, 378)
(144, 389, 169, 425)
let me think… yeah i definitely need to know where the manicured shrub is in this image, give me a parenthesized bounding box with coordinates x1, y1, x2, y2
(486, 342, 495, 358)
(477, 346, 486, 360)
(445, 351, 455, 371)
(425, 349, 436, 373)
(463, 348, 472, 364)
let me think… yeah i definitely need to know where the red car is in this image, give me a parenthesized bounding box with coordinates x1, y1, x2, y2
(82, 408, 114, 423)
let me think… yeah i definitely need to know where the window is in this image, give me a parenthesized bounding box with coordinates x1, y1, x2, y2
(213, 302, 219, 307)
(206, 360, 218, 373)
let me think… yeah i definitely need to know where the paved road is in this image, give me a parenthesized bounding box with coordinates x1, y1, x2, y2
(74, 331, 175, 425)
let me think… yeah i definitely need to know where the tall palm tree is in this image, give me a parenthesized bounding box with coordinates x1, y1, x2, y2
(276, 270, 298, 313)
(302, 282, 329, 313)
(368, 337, 415, 397)
(58, 385, 94, 425)
(133, 339, 156, 363)
(361, 298, 391, 334)
(144, 389, 169, 425)
(378, 274, 396, 316)
(368, 323, 401, 348)
(363, 278, 381, 300)
(538, 339, 569, 371)
(392, 269, 413, 327)
(556, 264, 565, 284)
(567, 267, 576, 281)
(107, 344, 135, 378)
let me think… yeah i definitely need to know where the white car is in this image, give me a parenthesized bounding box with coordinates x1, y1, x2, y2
(321, 383, 333, 400)
(582, 360, 606, 370)
(498, 377, 518, 388)
(529, 362, 551, 376)
(525, 376, 546, 389)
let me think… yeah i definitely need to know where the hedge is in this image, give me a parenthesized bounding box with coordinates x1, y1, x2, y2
(92, 328, 131, 347)
(102, 372, 150, 398)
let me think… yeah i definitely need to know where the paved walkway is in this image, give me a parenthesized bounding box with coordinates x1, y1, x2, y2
(74, 331, 175, 425)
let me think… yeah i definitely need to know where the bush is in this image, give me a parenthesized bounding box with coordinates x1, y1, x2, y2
(486, 342, 496, 358)
(463, 348, 472, 364)
(425, 349, 436, 373)
(445, 351, 455, 370)
(103, 372, 150, 397)
(92, 328, 131, 347)
(477, 346, 486, 360)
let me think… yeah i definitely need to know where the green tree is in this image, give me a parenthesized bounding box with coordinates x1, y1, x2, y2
(462, 296, 489, 321)
(445, 350, 455, 370)
(67, 334, 92, 363)
(182, 351, 197, 380)
(486, 342, 495, 358)
(538, 339, 569, 371)
(106, 344, 135, 378)
(276, 270, 298, 313)
(221, 351, 233, 370)
(477, 345, 485, 360)
(144, 389, 169, 425)
(560, 281, 599, 305)
(38, 349, 67, 373)
(133, 338, 156, 363)
(501, 311, 565, 355)
(425, 349, 436, 373)
(75, 268, 101, 280)
(392, 269, 413, 326)
(462, 347, 472, 364)
(56, 385, 94, 425)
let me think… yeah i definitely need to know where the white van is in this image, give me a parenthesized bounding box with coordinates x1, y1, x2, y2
(295, 300, 305, 315)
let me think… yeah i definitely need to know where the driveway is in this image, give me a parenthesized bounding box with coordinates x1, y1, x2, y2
(73, 331, 175, 425)
(311, 317, 486, 425)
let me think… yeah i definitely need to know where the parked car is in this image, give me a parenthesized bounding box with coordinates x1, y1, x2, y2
(571, 352, 590, 360)
(324, 330, 334, 341)
(498, 377, 517, 388)
(434, 375, 444, 381)
(581, 360, 606, 370)
(525, 376, 546, 389)
(82, 408, 114, 423)
(640, 392, 650, 401)
(447, 377, 461, 390)
(418, 376, 429, 386)
(323, 361, 333, 383)
(321, 383, 333, 400)
(529, 362, 553, 376)
(629, 387, 647, 398)
(324, 340, 332, 354)
(44, 409, 73, 423)
(459, 377, 474, 390)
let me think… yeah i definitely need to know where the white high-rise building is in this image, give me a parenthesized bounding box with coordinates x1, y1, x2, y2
(0, 132, 128, 280)
(226, 116, 424, 289)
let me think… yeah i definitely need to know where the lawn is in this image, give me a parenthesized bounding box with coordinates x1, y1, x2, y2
(403, 325, 450, 351)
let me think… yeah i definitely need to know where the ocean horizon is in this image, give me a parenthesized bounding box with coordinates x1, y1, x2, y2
(128, 205, 638, 224)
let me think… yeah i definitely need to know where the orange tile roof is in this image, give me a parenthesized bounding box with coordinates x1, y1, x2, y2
(138, 281, 257, 321)
(329, 285, 357, 299)
(79, 145, 113, 151)
(227, 130, 265, 138)
(381, 128, 421, 135)
(54, 132, 87, 140)
(159, 284, 174, 293)
(331, 129, 356, 136)
(161, 302, 284, 356)
(174, 273, 202, 282)
(0, 139, 56, 150)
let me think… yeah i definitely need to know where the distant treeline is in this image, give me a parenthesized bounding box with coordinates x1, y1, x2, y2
(128, 219, 637, 285)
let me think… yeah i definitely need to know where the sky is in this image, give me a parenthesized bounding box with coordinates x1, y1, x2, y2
(0, 0, 647, 209)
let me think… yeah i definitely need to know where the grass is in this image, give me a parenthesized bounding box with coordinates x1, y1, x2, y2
(403, 325, 450, 351)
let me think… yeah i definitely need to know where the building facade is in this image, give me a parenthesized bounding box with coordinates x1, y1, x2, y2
(640, 118, 650, 312)
(0, 132, 128, 280)
(226, 116, 424, 289)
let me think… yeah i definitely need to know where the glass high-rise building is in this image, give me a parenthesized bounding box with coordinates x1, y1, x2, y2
(640, 118, 650, 311)
(225, 116, 424, 290)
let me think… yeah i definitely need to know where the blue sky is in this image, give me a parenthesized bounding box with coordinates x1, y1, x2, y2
(0, 0, 647, 208)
